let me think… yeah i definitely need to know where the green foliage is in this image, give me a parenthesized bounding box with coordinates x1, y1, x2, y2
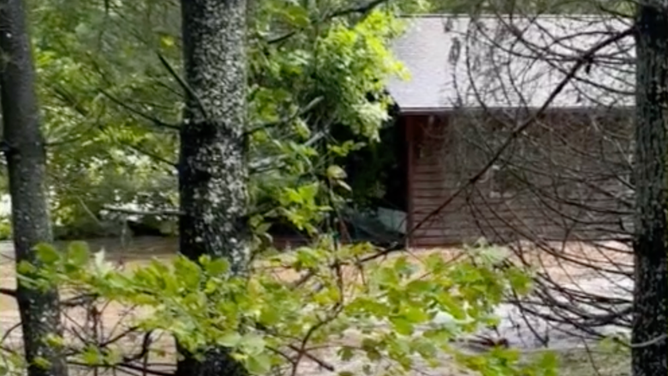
(16, 0, 427, 237)
(16, 239, 559, 376)
(0, 352, 27, 376)
(27, 0, 180, 235)
(0, 216, 12, 241)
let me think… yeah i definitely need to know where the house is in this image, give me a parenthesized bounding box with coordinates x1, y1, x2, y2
(386, 15, 636, 247)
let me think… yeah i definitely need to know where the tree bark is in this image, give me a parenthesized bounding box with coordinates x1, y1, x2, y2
(0, 1, 68, 376)
(632, 2, 668, 375)
(176, 1, 249, 376)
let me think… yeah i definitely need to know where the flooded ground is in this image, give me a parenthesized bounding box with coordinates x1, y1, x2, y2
(0, 237, 633, 375)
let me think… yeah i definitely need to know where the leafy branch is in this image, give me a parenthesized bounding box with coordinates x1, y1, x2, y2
(266, 0, 395, 44)
(244, 96, 324, 137)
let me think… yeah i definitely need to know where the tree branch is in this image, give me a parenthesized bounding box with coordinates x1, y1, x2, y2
(121, 141, 177, 168)
(156, 53, 209, 121)
(0, 287, 16, 298)
(244, 96, 323, 137)
(249, 130, 327, 174)
(101, 205, 182, 217)
(328, 0, 392, 19)
(100, 89, 180, 130)
(267, 0, 393, 44)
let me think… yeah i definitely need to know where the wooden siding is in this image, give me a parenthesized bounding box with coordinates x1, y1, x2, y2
(406, 111, 633, 247)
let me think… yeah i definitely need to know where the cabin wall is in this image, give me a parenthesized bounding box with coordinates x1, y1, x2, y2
(405, 111, 633, 248)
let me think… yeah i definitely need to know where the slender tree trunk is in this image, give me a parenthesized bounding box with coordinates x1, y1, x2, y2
(176, 1, 249, 376)
(632, 2, 668, 375)
(0, 1, 68, 376)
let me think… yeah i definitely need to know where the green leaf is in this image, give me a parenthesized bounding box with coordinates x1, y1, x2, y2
(506, 268, 533, 295)
(401, 305, 429, 323)
(205, 258, 230, 276)
(246, 353, 271, 375)
(42, 333, 65, 349)
(411, 338, 438, 359)
(389, 316, 414, 335)
(335, 179, 353, 191)
(326, 165, 347, 180)
(374, 267, 399, 287)
(32, 357, 51, 370)
(537, 350, 559, 373)
(337, 346, 355, 361)
(217, 332, 242, 347)
(160, 35, 175, 48)
(17, 260, 36, 275)
(259, 307, 281, 326)
(80, 346, 103, 365)
(67, 241, 90, 266)
(283, 5, 310, 28)
(35, 243, 60, 264)
(240, 333, 265, 355)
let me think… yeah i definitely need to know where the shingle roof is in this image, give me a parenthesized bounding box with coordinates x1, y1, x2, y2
(386, 14, 635, 112)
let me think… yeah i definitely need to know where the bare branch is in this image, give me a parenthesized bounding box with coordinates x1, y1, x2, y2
(100, 89, 180, 130)
(156, 53, 209, 121)
(121, 141, 177, 168)
(0, 287, 16, 298)
(102, 205, 182, 217)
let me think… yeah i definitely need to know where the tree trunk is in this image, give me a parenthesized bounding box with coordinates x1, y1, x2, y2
(632, 2, 668, 375)
(0, 1, 68, 376)
(176, 1, 249, 376)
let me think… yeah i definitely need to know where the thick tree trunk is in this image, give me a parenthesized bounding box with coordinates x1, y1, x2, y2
(176, 1, 249, 376)
(632, 3, 668, 375)
(0, 1, 68, 376)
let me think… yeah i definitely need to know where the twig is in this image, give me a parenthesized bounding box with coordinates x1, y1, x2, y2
(267, 0, 393, 44)
(249, 130, 327, 174)
(121, 141, 177, 168)
(327, 0, 391, 19)
(0, 322, 20, 344)
(0, 287, 16, 298)
(61, 293, 99, 308)
(157, 53, 209, 121)
(623, 333, 668, 349)
(100, 90, 180, 130)
(46, 85, 102, 147)
(244, 96, 324, 136)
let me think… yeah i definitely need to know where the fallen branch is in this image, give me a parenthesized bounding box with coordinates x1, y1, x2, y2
(101, 205, 182, 217)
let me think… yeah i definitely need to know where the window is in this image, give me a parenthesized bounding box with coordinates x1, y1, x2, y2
(489, 163, 523, 199)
